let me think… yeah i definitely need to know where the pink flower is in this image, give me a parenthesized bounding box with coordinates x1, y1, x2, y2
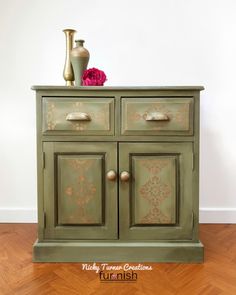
(82, 68, 107, 86)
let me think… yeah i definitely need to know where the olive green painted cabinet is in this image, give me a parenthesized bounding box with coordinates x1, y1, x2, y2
(32, 86, 204, 263)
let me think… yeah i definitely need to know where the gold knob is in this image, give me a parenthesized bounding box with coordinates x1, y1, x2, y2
(120, 171, 130, 182)
(106, 170, 117, 181)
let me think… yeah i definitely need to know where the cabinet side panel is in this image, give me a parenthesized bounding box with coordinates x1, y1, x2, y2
(192, 91, 200, 241)
(36, 92, 44, 240)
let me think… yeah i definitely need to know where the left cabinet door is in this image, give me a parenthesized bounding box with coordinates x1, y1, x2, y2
(43, 142, 117, 240)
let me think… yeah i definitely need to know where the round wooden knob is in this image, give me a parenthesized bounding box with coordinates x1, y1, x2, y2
(106, 170, 117, 181)
(120, 171, 130, 182)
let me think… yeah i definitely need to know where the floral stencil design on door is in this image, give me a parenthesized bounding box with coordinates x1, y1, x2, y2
(138, 158, 175, 224)
(61, 158, 98, 224)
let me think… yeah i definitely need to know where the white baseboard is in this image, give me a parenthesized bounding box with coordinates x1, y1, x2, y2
(200, 208, 236, 223)
(0, 208, 37, 223)
(0, 207, 235, 223)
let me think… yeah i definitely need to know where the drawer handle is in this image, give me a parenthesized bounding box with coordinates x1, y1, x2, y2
(120, 171, 130, 182)
(66, 112, 91, 121)
(145, 112, 169, 121)
(106, 170, 117, 181)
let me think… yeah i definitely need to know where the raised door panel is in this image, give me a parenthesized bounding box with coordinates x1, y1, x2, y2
(132, 155, 177, 225)
(57, 154, 103, 225)
(119, 142, 193, 240)
(43, 142, 117, 240)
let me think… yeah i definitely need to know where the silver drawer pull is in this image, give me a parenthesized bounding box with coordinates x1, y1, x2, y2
(66, 112, 91, 121)
(145, 112, 169, 121)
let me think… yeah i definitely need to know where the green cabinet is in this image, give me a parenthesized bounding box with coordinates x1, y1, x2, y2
(32, 86, 204, 263)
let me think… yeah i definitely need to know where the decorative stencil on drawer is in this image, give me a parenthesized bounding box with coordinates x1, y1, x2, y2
(121, 97, 193, 135)
(42, 97, 114, 135)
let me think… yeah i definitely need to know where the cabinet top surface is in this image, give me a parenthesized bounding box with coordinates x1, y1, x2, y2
(31, 85, 204, 91)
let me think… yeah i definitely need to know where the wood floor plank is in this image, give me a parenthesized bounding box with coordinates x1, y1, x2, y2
(0, 224, 236, 294)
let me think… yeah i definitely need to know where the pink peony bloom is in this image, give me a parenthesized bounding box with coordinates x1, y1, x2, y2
(82, 67, 107, 86)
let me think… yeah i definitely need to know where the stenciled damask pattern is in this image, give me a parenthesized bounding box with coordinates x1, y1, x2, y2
(62, 158, 97, 224)
(46, 102, 56, 130)
(127, 102, 190, 130)
(139, 158, 173, 224)
(140, 159, 169, 174)
(173, 104, 190, 129)
(72, 102, 109, 131)
(45, 100, 110, 131)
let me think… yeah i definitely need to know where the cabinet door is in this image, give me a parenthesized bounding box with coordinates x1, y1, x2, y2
(119, 142, 193, 240)
(43, 142, 117, 240)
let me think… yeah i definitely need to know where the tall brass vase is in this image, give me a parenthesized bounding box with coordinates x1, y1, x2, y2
(63, 29, 76, 86)
(70, 40, 90, 86)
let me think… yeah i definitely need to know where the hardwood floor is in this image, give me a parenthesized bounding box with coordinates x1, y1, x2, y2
(0, 224, 236, 295)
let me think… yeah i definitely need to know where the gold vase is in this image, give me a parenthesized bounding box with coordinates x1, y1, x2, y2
(63, 29, 76, 86)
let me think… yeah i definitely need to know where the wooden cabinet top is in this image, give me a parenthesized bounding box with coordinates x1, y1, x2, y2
(32, 85, 204, 91)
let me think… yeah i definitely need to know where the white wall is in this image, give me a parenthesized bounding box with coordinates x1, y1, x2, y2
(0, 0, 236, 223)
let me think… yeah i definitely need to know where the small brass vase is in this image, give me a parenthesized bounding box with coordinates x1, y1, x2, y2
(70, 40, 90, 86)
(63, 29, 76, 86)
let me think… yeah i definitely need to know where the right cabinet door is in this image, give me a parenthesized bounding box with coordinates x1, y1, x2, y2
(119, 142, 194, 240)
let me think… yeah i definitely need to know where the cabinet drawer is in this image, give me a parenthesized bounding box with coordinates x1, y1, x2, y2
(121, 97, 193, 135)
(42, 97, 114, 135)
